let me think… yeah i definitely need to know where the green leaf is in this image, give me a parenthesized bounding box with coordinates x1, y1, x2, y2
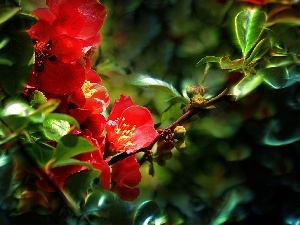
(235, 9, 267, 57)
(83, 189, 132, 224)
(42, 117, 71, 142)
(64, 170, 101, 207)
(45, 113, 79, 128)
(166, 96, 189, 105)
(132, 76, 181, 96)
(196, 56, 221, 66)
(161, 103, 183, 124)
(30, 90, 47, 108)
(257, 67, 289, 89)
(35, 99, 60, 115)
(133, 200, 162, 225)
(232, 75, 263, 99)
(244, 38, 270, 66)
(0, 153, 13, 204)
(53, 135, 97, 164)
(220, 56, 244, 70)
(24, 143, 54, 168)
(51, 158, 94, 169)
(0, 7, 19, 24)
(0, 33, 33, 96)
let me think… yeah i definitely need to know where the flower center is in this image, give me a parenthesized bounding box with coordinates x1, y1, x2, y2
(81, 80, 97, 98)
(33, 39, 57, 72)
(114, 117, 136, 149)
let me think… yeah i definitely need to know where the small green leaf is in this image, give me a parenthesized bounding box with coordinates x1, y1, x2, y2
(0, 153, 13, 204)
(0, 37, 10, 50)
(197, 56, 221, 66)
(43, 117, 71, 142)
(257, 67, 289, 89)
(35, 99, 60, 115)
(220, 56, 244, 70)
(0, 7, 19, 24)
(30, 90, 47, 108)
(235, 9, 267, 57)
(64, 170, 101, 207)
(53, 135, 97, 163)
(132, 76, 181, 97)
(161, 103, 183, 124)
(134, 200, 162, 225)
(245, 38, 270, 65)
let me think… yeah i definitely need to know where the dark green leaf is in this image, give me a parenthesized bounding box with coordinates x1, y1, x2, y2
(0, 30, 33, 96)
(235, 9, 267, 57)
(245, 38, 270, 66)
(24, 143, 54, 168)
(161, 103, 183, 124)
(220, 56, 244, 70)
(257, 67, 289, 89)
(134, 200, 162, 225)
(132, 76, 181, 96)
(53, 135, 98, 164)
(0, 153, 13, 204)
(64, 170, 101, 207)
(197, 56, 221, 66)
(83, 189, 132, 224)
(0, 7, 19, 24)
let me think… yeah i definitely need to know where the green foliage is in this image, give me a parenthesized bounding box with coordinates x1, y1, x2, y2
(51, 135, 98, 168)
(234, 9, 267, 57)
(133, 201, 162, 225)
(0, 7, 36, 96)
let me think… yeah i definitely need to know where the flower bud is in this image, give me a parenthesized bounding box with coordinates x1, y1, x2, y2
(190, 93, 205, 107)
(172, 126, 186, 139)
(173, 139, 187, 152)
(186, 85, 205, 98)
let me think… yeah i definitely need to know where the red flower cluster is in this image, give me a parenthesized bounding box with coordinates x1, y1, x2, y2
(27, 0, 158, 201)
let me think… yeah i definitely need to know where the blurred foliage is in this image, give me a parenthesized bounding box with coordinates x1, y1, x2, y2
(97, 0, 300, 224)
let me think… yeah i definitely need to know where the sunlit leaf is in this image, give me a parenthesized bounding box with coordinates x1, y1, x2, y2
(257, 67, 289, 89)
(166, 96, 189, 105)
(235, 9, 267, 57)
(132, 76, 181, 96)
(232, 75, 263, 99)
(42, 118, 70, 142)
(53, 135, 98, 164)
(133, 200, 162, 225)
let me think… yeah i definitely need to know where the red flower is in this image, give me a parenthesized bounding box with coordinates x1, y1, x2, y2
(27, 0, 106, 94)
(106, 95, 158, 154)
(111, 155, 142, 201)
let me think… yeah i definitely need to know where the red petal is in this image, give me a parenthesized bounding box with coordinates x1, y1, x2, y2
(31, 8, 56, 23)
(121, 105, 155, 128)
(85, 69, 102, 84)
(38, 61, 85, 94)
(112, 155, 141, 187)
(129, 125, 158, 153)
(108, 95, 134, 121)
(51, 35, 83, 63)
(27, 20, 52, 42)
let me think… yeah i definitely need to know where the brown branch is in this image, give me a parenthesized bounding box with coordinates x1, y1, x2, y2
(108, 87, 232, 166)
